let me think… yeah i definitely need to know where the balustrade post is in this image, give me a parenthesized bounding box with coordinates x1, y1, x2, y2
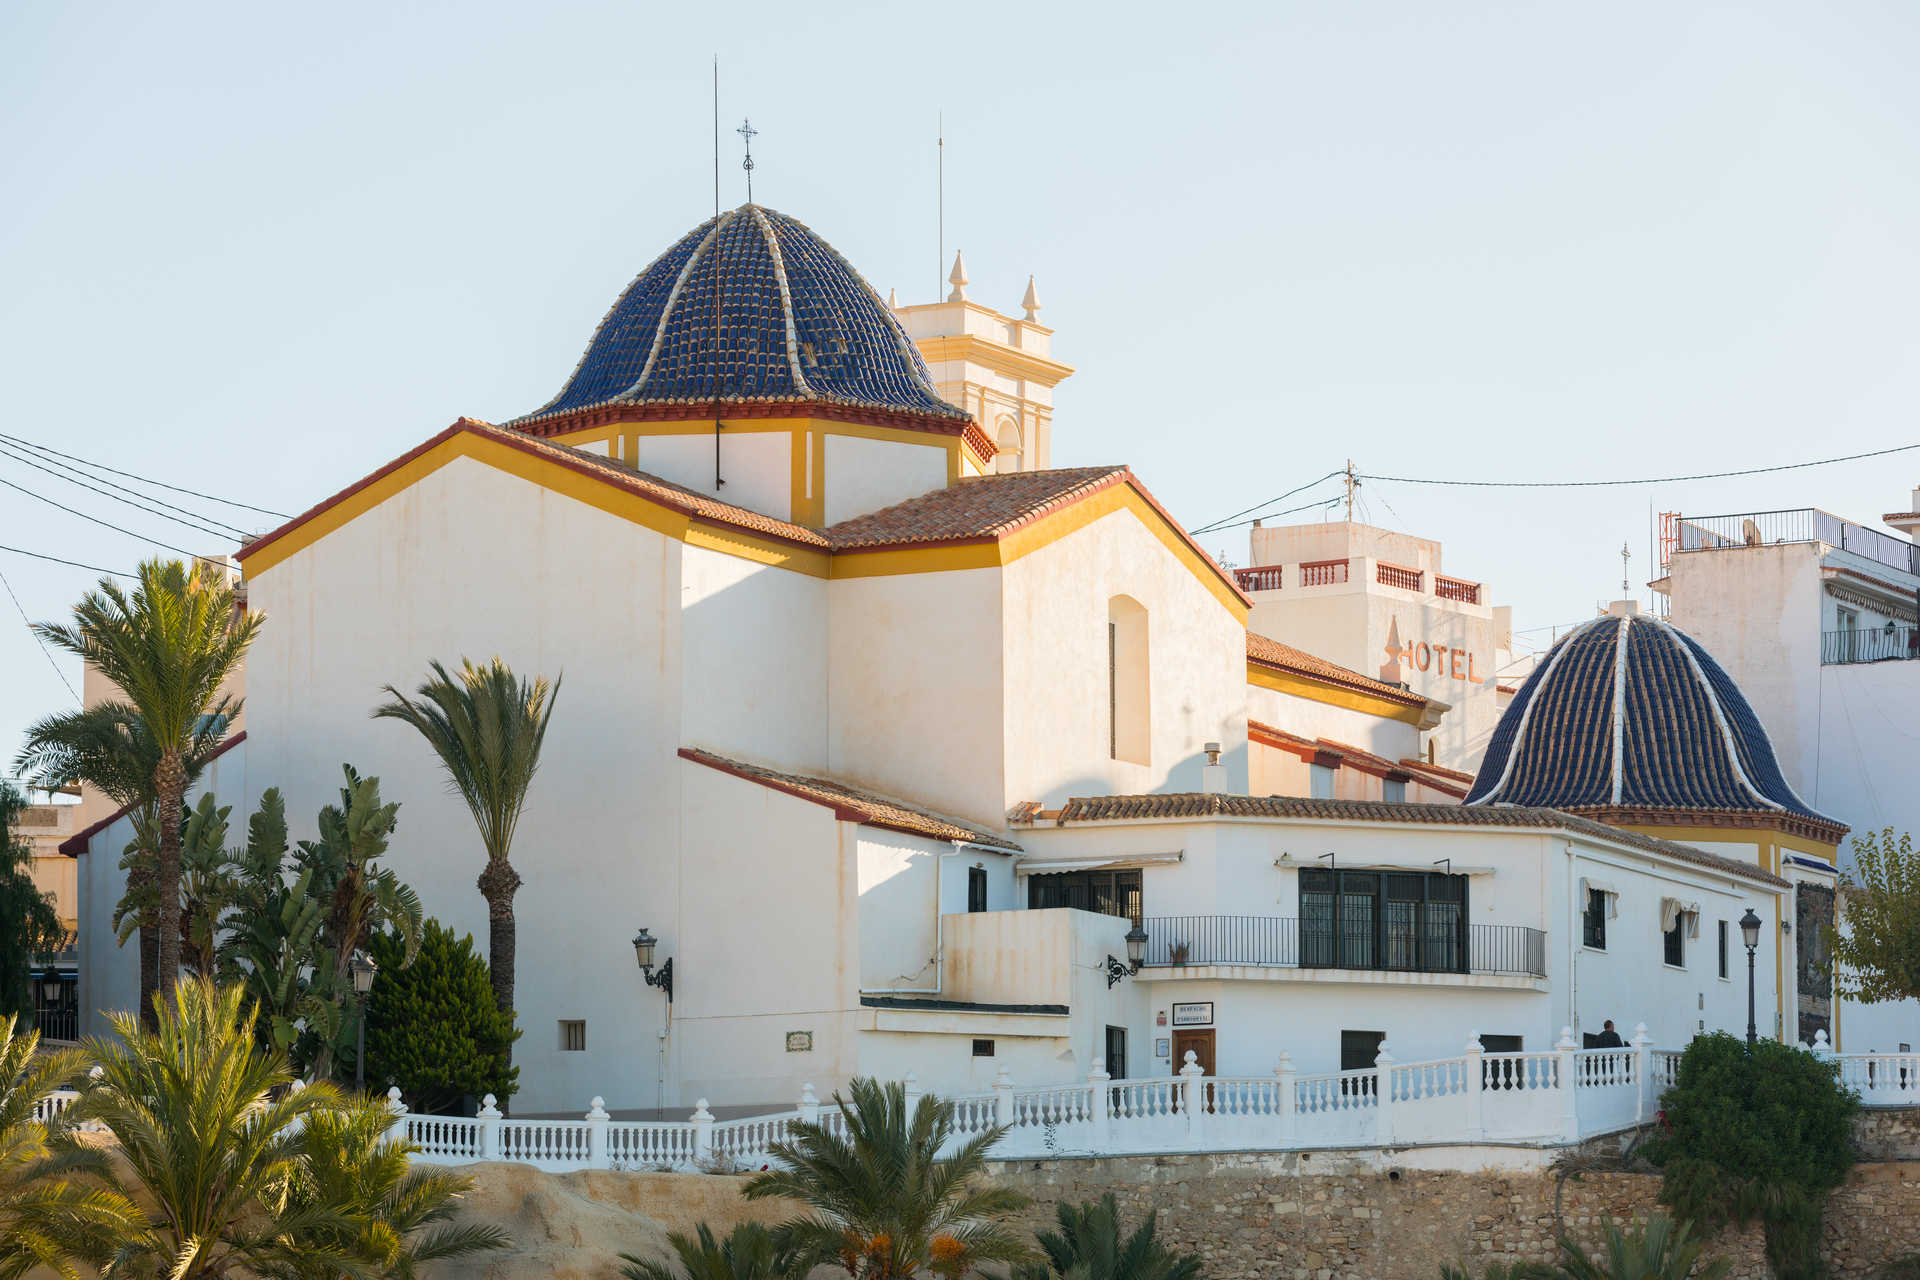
(1462, 1032, 1485, 1141)
(1630, 1023, 1653, 1124)
(385, 1086, 408, 1147)
(798, 1082, 820, 1127)
(1275, 1052, 1297, 1144)
(1088, 1058, 1111, 1151)
(1180, 1050, 1206, 1146)
(691, 1099, 714, 1163)
(1373, 1041, 1395, 1145)
(1556, 1027, 1580, 1142)
(477, 1094, 502, 1161)
(993, 1066, 1015, 1127)
(1812, 1028, 1835, 1061)
(586, 1097, 611, 1169)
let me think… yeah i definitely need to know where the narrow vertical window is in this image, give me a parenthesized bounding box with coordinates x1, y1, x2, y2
(1718, 920, 1729, 979)
(1309, 762, 1336, 800)
(967, 866, 987, 913)
(1107, 596, 1150, 764)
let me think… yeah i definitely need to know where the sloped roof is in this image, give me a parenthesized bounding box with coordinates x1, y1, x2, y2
(678, 747, 1019, 850)
(1247, 723, 1468, 797)
(1246, 633, 1430, 709)
(1018, 791, 1787, 888)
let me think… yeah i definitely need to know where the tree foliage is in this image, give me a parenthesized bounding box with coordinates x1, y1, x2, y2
(1013, 1194, 1202, 1280)
(357, 919, 520, 1113)
(0, 1015, 109, 1280)
(743, 1077, 1031, 1279)
(620, 1222, 791, 1280)
(1555, 1212, 1729, 1280)
(0, 784, 63, 1025)
(1646, 1033, 1857, 1279)
(1832, 828, 1920, 1005)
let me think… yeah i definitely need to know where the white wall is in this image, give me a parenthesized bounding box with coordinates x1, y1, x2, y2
(822, 435, 948, 526)
(631, 431, 791, 523)
(1002, 507, 1249, 810)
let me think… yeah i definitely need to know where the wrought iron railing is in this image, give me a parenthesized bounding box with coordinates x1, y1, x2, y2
(1677, 509, 1920, 577)
(1822, 627, 1920, 665)
(1234, 566, 1284, 592)
(1138, 915, 1547, 978)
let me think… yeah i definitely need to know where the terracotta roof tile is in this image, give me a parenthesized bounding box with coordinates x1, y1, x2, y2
(1039, 792, 1788, 888)
(1246, 633, 1429, 708)
(678, 748, 1019, 850)
(824, 466, 1130, 550)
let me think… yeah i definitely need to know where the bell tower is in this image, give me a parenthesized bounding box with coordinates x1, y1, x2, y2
(891, 253, 1074, 473)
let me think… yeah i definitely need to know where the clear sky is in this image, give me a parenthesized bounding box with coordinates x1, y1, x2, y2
(4, 2, 1918, 780)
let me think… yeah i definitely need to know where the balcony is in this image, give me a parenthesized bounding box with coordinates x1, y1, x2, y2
(1823, 626, 1920, 666)
(1672, 509, 1920, 577)
(1234, 565, 1284, 593)
(1376, 562, 1424, 592)
(1137, 915, 1547, 979)
(1300, 558, 1349, 587)
(1434, 574, 1481, 604)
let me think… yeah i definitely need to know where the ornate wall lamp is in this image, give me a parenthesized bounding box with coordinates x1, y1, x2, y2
(632, 927, 674, 1002)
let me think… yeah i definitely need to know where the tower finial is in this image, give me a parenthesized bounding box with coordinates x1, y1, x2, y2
(886, 286, 899, 311)
(947, 251, 968, 303)
(1021, 275, 1041, 322)
(737, 118, 758, 203)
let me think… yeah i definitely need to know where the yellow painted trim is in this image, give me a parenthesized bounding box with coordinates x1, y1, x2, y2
(915, 333, 1076, 384)
(242, 432, 829, 579)
(1616, 824, 1839, 862)
(1246, 661, 1427, 724)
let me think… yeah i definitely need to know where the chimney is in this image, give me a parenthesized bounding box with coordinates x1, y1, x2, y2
(1201, 742, 1228, 794)
(1606, 599, 1640, 618)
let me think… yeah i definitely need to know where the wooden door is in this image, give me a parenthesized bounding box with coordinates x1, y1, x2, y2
(1171, 1029, 1216, 1110)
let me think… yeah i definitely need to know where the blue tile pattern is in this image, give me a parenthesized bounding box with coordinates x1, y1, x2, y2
(514, 205, 966, 425)
(1465, 616, 1834, 823)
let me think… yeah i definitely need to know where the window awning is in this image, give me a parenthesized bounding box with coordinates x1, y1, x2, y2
(1016, 851, 1185, 874)
(1660, 896, 1703, 936)
(1580, 877, 1621, 918)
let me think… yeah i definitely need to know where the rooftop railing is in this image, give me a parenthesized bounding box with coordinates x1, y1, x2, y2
(1300, 558, 1350, 587)
(1677, 509, 1920, 577)
(1376, 562, 1424, 592)
(1234, 566, 1284, 593)
(1434, 574, 1481, 604)
(1822, 626, 1920, 666)
(1137, 915, 1547, 978)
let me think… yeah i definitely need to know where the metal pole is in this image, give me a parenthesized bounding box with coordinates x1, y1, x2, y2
(1746, 943, 1757, 1046)
(356, 1000, 366, 1092)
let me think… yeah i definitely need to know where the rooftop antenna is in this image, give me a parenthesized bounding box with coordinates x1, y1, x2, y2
(937, 111, 944, 301)
(1620, 541, 1630, 597)
(711, 58, 724, 489)
(1344, 459, 1359, 522)
(737, 118, 758, 203)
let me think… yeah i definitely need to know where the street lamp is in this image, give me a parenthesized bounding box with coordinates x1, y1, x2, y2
(1739, 908, 1762, 1046)
(350, 950, 378, 1092)
(633, 927, 673, 1001)
(1106, 924, 1150, 987)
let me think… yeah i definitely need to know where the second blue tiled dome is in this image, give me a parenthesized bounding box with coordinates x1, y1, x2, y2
(514, 205, 968, 426)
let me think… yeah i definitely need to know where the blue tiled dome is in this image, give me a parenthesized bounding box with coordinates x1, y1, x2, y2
(513, 205, 968, 427)
(1466, 614, 1840, 829)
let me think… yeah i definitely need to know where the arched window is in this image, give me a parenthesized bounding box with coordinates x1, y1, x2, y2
(994, 417, 1022, 474)
(1107, 595, 1150, 765)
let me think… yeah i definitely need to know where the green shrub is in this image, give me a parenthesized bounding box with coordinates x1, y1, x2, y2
(1438, 1262, 1554, 1280)
(352, 918, 520, 1113)
(1645, 1033, 1857, 1279)
(1556, 1212, 1727, 1280)
(1014, 1193, 1202, 1280)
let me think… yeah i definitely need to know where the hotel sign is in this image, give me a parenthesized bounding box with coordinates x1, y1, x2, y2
(1385, 638, 1481, 683)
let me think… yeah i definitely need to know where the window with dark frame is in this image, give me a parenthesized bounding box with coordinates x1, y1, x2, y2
(1718, 919, 1729, 979)
(1301, 867, 1468, 973)
(1028, 868, 1142, 923)
(1339, 1029, 1386, 1096)
(1583, 888, 1607, 949)
(559, 1020, 586, 1052)
(1663, 917, 1685, 968)
(1105, 1026, 1127, 1082)
(967, 866, 988, 913)
(972, 1039, 995, 1057)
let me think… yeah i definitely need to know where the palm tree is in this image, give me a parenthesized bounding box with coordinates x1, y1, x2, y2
(373, 658, 559, 1036)
(286, 1102, 509, 1278)
(1556, 1214, 1730, 1280)
(743, 1077, 1031, 1280)
(620, 1222, 790, 1280)
(1437, 1262, 1555, 1280)
(49, 977, 366, 1277)
(30, 558, 260, 1002)
(14, 700, 231, 1010)
(0, 1015, 131, 1280)
(1013, 1195, 1201, 1280)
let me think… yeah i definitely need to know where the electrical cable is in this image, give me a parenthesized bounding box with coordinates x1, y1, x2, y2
(0, 440, 247, 540)
(0, 544, 133, 577)
(0, 562, 78, 703)
(1360, 441, 1920, 489)
(1195, 492, 1346, 537)
(0, 473, 233, 569)
(0, 429, 291, 519)
(1190, 469, 1346, 536)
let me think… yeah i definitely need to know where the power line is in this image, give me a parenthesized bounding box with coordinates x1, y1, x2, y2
(0, 428, 290, 519)
(1191, 492, 1346, 537)
(0, 439, 248, 540)
(1360, 441, 1920, 489)
(0, 543, 133, 578)
(0, 472, 234, 569)
(1190, 469, 1346, 537)
(0, 561, 78, 703)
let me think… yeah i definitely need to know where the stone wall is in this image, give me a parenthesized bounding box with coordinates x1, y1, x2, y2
(1856, 1108, 1920, 1162)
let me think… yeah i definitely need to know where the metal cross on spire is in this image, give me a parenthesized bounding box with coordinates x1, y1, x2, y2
(737, 118, 758, 203)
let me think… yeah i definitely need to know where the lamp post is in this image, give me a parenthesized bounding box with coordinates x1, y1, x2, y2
(1106, 924, 1150, 987)
(633, 927, 673, 1001)
(1739, 908, 1762, 1046)
(350, 950, 378, 1092)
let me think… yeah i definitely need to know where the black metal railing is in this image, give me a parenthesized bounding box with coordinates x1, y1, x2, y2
(33, 1000, 77, 1042)
(1678, 509, 1920, 577)
(1822, 627, 1920, 665)
(1138, 916, 1547, 978)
